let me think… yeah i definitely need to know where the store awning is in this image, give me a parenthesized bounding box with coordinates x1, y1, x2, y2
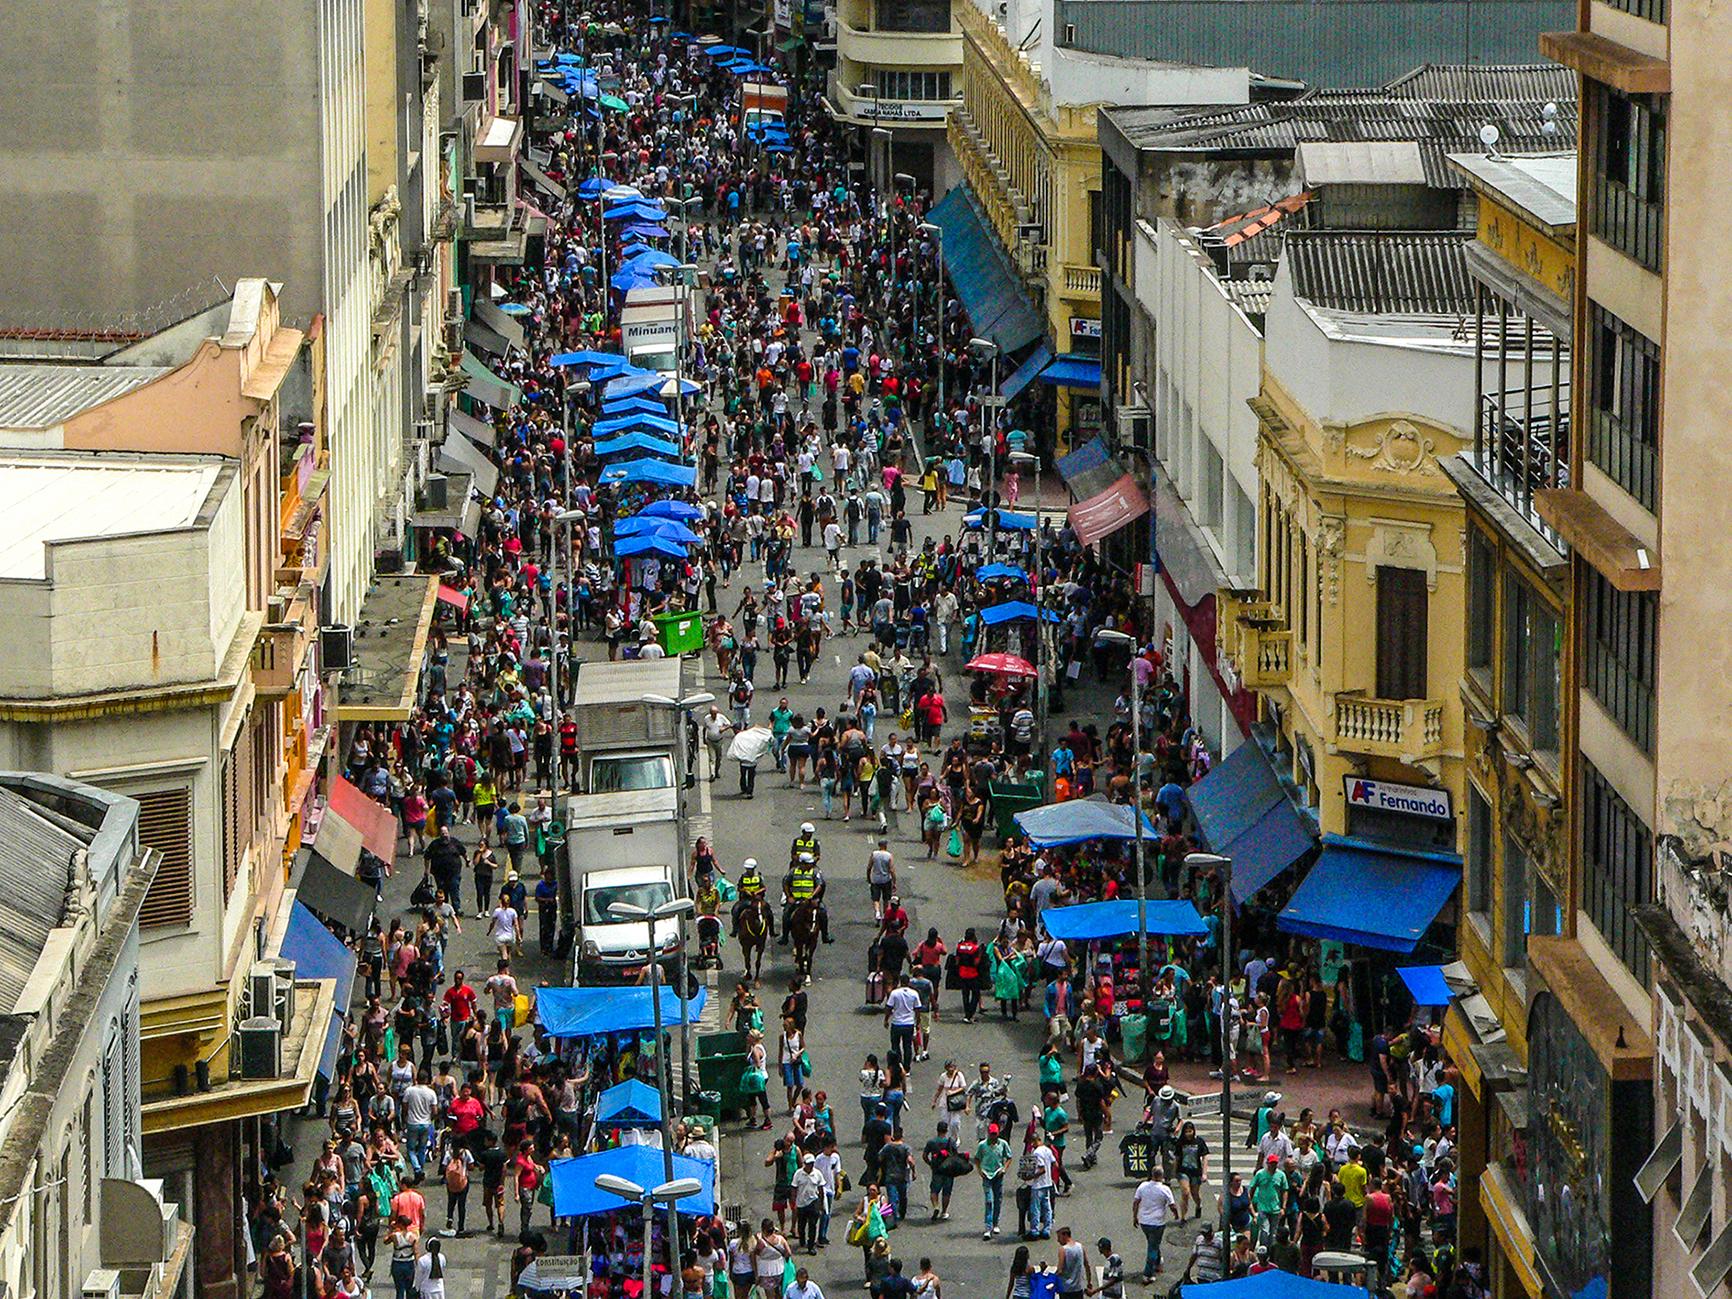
(309, 806, 364, 876)
(297, 855, 378, 936)
(334, 573, 440, 721)
(1185, 740, 1317, 901)
(473, 299, 526, 350)
(538, 985, 708, 1038)
(438, 430, 500, 498)
(1039, 899, 1208, 942)
(474, 113, 522, 165)
(1278, 835, 1460, 952)
(460, 348, 521, 410)
(1038, 353, 1102, 389)
(278, 901, 356, 1081)
(1000, 344, 1054, 402)
(549, 1147, 715, 1218)
(596, 1079, 663, 1125)
(436, 584, 470, 613)
(328, 775, 399, 862)
(1068, 473, 1150, 545)
(1013, 797, 1159, 847)
(447, 406, 497, 446)
(465, 318, 512, 357)
(1396, 964, 1452, 1008)
(1056, 435, 1121, 502)
(927, 187, 1044, 355)
(521, 158, 568, 201)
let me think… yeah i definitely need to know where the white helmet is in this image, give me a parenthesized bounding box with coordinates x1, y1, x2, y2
(742, 857, 759, 871)
(801, 822, 816, 835)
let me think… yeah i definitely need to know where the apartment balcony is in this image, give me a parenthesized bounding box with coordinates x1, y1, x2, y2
(1238, 626, 1293, 690)
(835, 19, 962, 67)
(253, 592, 313, 697)
(1061, 262, 1101, 300)
(949, 110, 1021, 242)
(1332, 692, 1447, 763)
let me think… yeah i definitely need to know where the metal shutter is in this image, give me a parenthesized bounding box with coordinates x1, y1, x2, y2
(136, 786, 194, 928)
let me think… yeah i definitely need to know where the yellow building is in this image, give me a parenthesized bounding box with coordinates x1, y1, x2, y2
(827, 0, 964, 191)
(1222, 230, 1475, 951)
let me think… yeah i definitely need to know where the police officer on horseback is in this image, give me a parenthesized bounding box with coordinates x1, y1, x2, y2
(733, 856, 774, 937)
(791, 821, 822, 864)
(780, 849, 834, 945)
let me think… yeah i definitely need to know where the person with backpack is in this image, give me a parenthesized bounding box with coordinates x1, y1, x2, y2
(441, 1143, 473, 1236)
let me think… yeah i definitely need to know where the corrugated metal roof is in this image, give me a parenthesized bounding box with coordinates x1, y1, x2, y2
(1053, 1, 1575, 87)
(0, 782, 85, 1013)
(1298, 141, 1427, 186)
(1221, 278, 1277, 318)
(1448, 150, 1577, 230)
(1284, 229, 1474, 314)
(0, 363, 172, 430)
(1384, 63, 1576, 100)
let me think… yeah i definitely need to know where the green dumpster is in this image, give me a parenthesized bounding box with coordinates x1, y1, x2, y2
(651, 609, 707, 656)
(697, 1030, 751, 1118)
(989, 780, 1042, 842)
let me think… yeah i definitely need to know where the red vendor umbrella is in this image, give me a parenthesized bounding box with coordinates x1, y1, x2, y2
(966, 652, 1036, 679)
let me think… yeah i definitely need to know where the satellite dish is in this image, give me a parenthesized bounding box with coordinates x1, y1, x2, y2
(1542, 101, 1559, 120)
(1479, 124, 1501, 148)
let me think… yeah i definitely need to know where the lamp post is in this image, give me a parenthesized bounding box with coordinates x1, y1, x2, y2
(1092, 627, 1148, 999)
(640, 690, 717, 1105)
(655, 260, 700, 442)
(1184, 849, 1234, 1250)
(608, 896, 696, 1153)
(1009, 447, 1044, 784)
(969, 337, 1000, 556)
(594, 1172, 704, 1299)
(917, 221, 945, 436)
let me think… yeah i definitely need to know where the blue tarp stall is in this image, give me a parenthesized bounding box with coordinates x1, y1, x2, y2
(640, 499, 703, 521)
(538, 985, 709, 1038)
(1397, 964, 1452, 1007)
(926, 187, 1045, 355)
(1183, 741, 1318, 902)
(1038, 899, 1209, 941)
(615, 534, 693, 560)
(979, 600, 1064, 626)
(594, 434, 684, 460)
(975, 563, 1027, 582)
(593, 413, 684, 437)
(1013, 798, 1160, 847)
(615, 519, 702, 545)
(551, 349, 630, 372)
(600, 458, 698, 489)
(278, 900, 356, 1081)
(963, 508, 1038, 531)
(1038, 353, 1103, 389)
(607, 371, 677, 400)
(1178, 1271, 1372, 1299)
(1278, 835, 1461, 952)
(1056, 435, 1122, 502)
(576, 177, 611, 200)
(596, 1079, 663, 1125)
(549, 1147, 716, 1218)
(1000, 344, 1055, 402)
(602, 396, 672, 418)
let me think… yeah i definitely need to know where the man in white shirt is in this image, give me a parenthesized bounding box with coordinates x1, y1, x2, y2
(783, 1267, 824, 1299)
(1130, 1168, 1178, 1280)
(791, 1155, 829, 1252)
(401, 1070, 438, 1176)
(1022, 1131, 1057, 1239)
(885, 974, 921, 1068)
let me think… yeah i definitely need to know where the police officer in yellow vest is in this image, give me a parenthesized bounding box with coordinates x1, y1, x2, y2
(780, 850, 833, 944)
(790, 821, 822, 864)
(732, 856, 773, 937)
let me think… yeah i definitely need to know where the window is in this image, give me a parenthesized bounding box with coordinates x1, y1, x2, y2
(1586, 303, 1660, 512)
(874, 69, 952, 100)
(1503, 836, 1529, 968)
(1467, 529, 1495, 684)
(1467, 787, 1493, 915)
(1200, 440, 1223, 531)
(1589, 82, 1665, 271)
(875, 0, 950, 31)
(1298, 534, 1309, 650)
(1375, 566, 1429, 700)
(1581, 758, 1653, 983)
(1503, 575, 1561, 756)
(1583, 568, 1657, 753)
(1605, 0, 1665, 18)
(136, 786, 194, 928)
(220, 749, 241, 903)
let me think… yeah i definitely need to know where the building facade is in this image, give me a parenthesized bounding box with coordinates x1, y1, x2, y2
(828, 0, 964, 194)
(0, 774, 192, 1299)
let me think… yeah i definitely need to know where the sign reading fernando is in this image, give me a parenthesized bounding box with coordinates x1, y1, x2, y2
(1343, 776, 1452, 821)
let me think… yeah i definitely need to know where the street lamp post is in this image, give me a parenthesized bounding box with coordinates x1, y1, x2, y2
(655, 260, 700, 442)
(1184, 849, 1234, 1249)
(917, 221, 945, 437)
(969, 337, 1000, 556)
(1009, 448, 1044, 784)
(608, 896, 697, 1148)
(594, 1173, 704, 1299)
(1093, 627, 1148, 996)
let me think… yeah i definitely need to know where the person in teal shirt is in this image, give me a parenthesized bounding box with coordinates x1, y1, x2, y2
(1042, 1093, 1074, 1193)
(1249, 1157, 1288, 1247)
(769, 699, 794, 771)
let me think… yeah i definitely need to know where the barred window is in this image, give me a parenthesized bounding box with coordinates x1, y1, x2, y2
(1581, 759, 1652, 984)
(1589, 83, 1665, 271)
(1583, 568, 1657, 754)
(1586, 303, 1660, 512)
(874, 70, 952, 100)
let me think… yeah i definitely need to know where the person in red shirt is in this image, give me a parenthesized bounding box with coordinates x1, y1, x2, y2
(390, 1181, 427, 1236)
(442, 970, 478, 1030)
(448, 1082, 487, 1151)
(1362, 1181, 1395, 1267)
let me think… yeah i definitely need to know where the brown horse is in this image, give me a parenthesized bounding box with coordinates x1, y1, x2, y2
(735, 895, 770, 983)
(789, 899, 822, 979)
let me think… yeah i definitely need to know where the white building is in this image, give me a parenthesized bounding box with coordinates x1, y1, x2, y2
(0, 773, 190, 1299)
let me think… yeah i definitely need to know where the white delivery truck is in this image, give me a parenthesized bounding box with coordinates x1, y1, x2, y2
(620, 285, 691, 377)
(564, 786, 687, 980)
(571, 657, 687, 795)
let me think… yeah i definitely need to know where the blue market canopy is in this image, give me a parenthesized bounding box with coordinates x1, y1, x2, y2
(549, 1146, 715, 1218)
(551, 349, 630, 371)
(703, 43, 750, 57)
(963, 508, 1037, 531)
(623, 222, 671, 240)
(614, 518, 703, 545)
(539, 984, 709, 1037)
(1278, 835, 1461, 953)
(1183, 741, 1317, 901)
(594, 432, 685, 460)
(975, 563, 1027, 582)
(602, 396, 673, 418)
(640, 499, 703, 521)
(607, 372, 696, 400)
(926, 187, 1045, 354)
(764, 144, 794, 154)
(600, 458, 699, 489)
(596, 1079, 663, 1125)
(1038, 353, 1103, 390)
(1177, 1272, 1373, 1299)
(606, 202, 668, 221)
(1397, 964, 1452, 1008)
(979, 600, 1063, 626)
(593, 412, 684, 437)
(1013, 797, 1159, 847)
(622, 248, 681, 271)
(1000, 344, 1055, 402)
(277, 901, 356, 1081)
(577, 177, 611, 200)
(1039, 899, 1208, 942)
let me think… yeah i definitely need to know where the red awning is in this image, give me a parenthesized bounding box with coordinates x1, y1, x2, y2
(437, 584, 470, 612)
(1067, 473, 1150, 545)
(327, 776, 399, 863)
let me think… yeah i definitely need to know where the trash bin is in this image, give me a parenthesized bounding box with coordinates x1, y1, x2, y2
(690, 1092, 723, 1124)
(989, 780, 1042, 841)
(651, 609, 707, 656)
(697, 1030, 750, 1117)
(1119, 1012, 1148, 1063)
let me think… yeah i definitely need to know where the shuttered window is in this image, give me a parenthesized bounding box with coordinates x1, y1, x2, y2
(1375, 566, 1429, 699)
(136, 786, 194, 928)
(220, 751, 240, 903)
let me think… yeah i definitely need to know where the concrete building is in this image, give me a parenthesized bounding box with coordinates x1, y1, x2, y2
(0, 773, 193, 1299)
(0, 0, 442, 631)
(1531, 2, 1732, 1296)
(828, 0, 965, 194)
(1435, 149, 1574, 1299)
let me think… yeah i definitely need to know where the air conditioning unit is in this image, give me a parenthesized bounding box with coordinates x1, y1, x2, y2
(445, 319, 465, 355)
(82, 1271, 120, 1299)
(237, 1017, 282, 1080)
(268, 957, 298, 1025)
(423, 473, 450, 509)
(447, 287, 464, 320)
(462, 71, 486, 102)
(246, 963, 278, 1021)
(320, 624, 355, 672)
(1116, 405, 1153, 452)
